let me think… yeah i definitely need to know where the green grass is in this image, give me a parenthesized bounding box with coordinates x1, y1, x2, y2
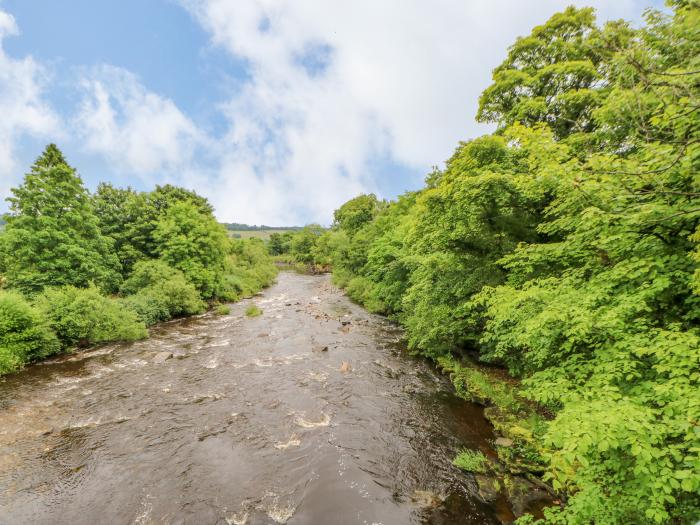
(245, 305, 262, 317)
(453, 449, 488, 473)
(214, 304, 231, 315)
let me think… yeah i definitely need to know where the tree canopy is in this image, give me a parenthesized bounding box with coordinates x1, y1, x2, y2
(1, 145, 121, 294)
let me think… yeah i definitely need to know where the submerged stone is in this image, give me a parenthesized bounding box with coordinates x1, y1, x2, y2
(152, 352, 173, 364)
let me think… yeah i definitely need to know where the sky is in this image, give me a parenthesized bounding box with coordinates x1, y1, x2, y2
(0, 0, 663, 225)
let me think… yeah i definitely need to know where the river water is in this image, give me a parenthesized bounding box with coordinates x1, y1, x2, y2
(0, 272, 514, 524)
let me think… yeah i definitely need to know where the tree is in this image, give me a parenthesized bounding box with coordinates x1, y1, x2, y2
(289, 224, 325, 264)
(153, 201, 229, 298)
(1, 145, 121, 294)
(477, 7, 633, 141)
(268, 232, 289, 255)
(333, 194, 384, 235)
(92, 183, 155, 275)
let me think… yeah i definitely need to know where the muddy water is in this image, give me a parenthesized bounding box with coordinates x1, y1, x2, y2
(0, 273, 512, 524)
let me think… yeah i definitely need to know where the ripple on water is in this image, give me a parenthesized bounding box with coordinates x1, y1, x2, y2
(274, 434, 301, 450)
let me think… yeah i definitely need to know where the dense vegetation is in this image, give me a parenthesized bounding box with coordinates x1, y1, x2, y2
(0, 146, 277, 375)
(277, 3, 700, 523)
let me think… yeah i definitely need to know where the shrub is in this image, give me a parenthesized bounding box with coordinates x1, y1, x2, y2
(120, 260, 181, 295)
(120, 260, 205, 325)
(120, 292, 171, 327)
(35, 285, 147, 348)
(453, 450, 488, 473)
(0, 291, 59, 374)
(245, 305, 262, 317)
(222, 239, 278, 300)
(214, 304, 231, 316)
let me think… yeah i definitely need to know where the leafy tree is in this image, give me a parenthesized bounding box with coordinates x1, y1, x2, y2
(153, 201, 229, 298)
(268, 231, 293, 255)
(92, 183, 218, 275)
(477, 7, 634, 142)
(333, 194, 384, 235)
(148, 184, 214, 217)
(289, 224, 325, 264)
(92, 183, 155, 275)
(1, 145, 121, 294)
(224, 238, 278, 299)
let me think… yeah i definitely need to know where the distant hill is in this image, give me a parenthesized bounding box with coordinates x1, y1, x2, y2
(222, 223, 302, 241)
(222, 223, 301, 231)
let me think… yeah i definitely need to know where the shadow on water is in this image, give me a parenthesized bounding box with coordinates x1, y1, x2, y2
(0, 273, 522, 524)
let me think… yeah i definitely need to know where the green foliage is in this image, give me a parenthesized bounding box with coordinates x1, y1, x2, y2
(1, 145, 122, 294)
(453, 449, 488, 473)
(289, 224, 326, 264)
(35, 285, 147, 348)
(214, 304, 231, 316)
(153, 201, 229, 298)
(333, 194, 384, 235)
(120, 260, 205, 325)
(224, 238, 278, 300)
(325, 4, 700, 523)
(92, 183, 218, 276)
(268, 231, 294, 255)
(245, 305, 262, 317)
(0, 291, 59, 374)
(92, 183, 153, 275)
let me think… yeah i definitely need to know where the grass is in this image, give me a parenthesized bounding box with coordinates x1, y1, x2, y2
(245, 305, 262, 317)
(214, 304, 231, 315)
(453, 449, 488, 473)
(437, 355, 548, 473)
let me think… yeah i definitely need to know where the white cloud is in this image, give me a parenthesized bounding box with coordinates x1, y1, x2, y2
(75, 65, 204, 177)
(0, 9, 60, 201)
(180, 0, 655, 225)
(0, 2, 656, 224)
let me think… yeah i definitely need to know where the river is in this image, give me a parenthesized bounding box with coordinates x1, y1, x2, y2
(0, 272, 515, 524)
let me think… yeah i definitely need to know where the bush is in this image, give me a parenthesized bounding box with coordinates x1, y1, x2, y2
(221, 239, 278, 300)
(214, 304, 231, 316)
(120, 260, 205, 325)
(245, 305, 262, 317)
(120, 260, 180, 294)
(0, 291, 59, 374)
(35, 285, 147, 348)
(120, 292, 171, 326)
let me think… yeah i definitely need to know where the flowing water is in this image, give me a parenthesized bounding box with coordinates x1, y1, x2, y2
(0, 272, 515, 524)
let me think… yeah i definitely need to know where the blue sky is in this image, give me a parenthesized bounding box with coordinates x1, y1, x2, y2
(0, 0, 662, 225)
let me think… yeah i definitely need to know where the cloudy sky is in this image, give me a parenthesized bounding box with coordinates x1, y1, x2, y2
(0, 0, 661, 225)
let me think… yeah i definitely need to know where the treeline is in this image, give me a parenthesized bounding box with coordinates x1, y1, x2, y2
(0, 145, 277, 375)
(276, 4, 699, 524)
(268, 225, 330, 266)
(223, 222, 300, 231)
